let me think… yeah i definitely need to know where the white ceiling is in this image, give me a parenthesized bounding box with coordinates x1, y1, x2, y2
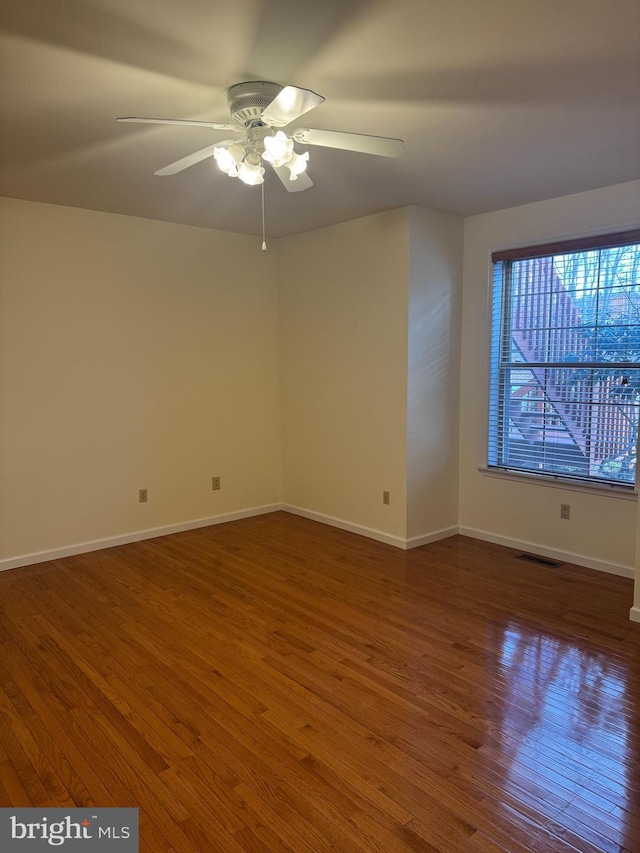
(1, 0, 638, 238)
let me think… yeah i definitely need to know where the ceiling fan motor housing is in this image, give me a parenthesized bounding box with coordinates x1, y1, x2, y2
(227, 81, 283, 127)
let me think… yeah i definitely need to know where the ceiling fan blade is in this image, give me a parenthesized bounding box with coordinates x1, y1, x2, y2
(261, 86, 325, 128)
(293, 128, 404, 158)
(154, 144, 223, 176)
(118, 117, 237, 131)
(271, 164, 313, 192)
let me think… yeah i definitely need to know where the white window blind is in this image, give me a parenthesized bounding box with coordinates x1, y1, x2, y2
(488, 230, 640, 488)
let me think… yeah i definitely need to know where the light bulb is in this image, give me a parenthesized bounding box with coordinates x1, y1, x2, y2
(213, 143, 245, 176)
(285, 150, 309, 180)
(262, 131, 294, 168)
(213, 146, 235, 174)
(237, 154, 265, 185)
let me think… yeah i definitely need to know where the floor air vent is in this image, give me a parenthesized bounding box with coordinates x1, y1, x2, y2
(516, 553, 563, 568)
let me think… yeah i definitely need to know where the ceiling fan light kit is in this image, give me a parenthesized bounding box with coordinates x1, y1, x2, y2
(213, 128, 308, 186)
(118, 80, 404, 186)
(117, 80, 404, 244)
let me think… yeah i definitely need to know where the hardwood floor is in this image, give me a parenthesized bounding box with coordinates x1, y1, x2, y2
(0, 511, 638, 852)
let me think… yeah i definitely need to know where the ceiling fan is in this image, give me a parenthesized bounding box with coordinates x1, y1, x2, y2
(117, 81, 405, 193)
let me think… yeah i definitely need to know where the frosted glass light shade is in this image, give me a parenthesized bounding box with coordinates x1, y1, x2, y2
(262, 131, 294, 168)
(213, 143, 245, 176)
(237, 158, 265, 185)
(286, 150, 309, 179)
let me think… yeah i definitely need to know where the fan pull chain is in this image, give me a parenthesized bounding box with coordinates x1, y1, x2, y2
(261, 180, 267, 252)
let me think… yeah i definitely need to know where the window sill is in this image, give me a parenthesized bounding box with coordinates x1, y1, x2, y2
(478, 466, 638, 501)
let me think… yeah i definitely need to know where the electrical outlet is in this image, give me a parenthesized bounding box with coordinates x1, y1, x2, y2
(139, 488, 148, 503)
(212, 476, 221, 491)
(383, 490, 390, 505)
(560, 503, 570, 520)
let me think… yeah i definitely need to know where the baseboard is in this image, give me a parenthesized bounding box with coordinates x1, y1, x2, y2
(281, 504, 408, 548)
(630, 606, 640, 623)
(3, 506, 634, 587)
(459, 526, 635, 579)
(281, 505, 459, 551)
(0, 504, 282, 573)
(405, 527, 460, 549)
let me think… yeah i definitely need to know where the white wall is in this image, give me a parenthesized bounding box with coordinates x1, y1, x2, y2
(278, 208, 410, 542)
(407, 207, 463, 540)
(0, 198, 281, 565)
(4, 181, 640, 599)
(459, 181, 640, 575)
(278, 206, 463, 546)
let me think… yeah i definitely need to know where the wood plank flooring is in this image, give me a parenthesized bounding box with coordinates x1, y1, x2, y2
(0, 511, 638, 852)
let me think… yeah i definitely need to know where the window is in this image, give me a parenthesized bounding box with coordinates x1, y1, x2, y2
(489, 230, 640, 488)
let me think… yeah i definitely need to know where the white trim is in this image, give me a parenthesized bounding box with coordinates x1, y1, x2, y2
(281, 505, 459, 550)
(630, 606, 640, 623)
(0, 504, 282, 573)
(281, 505, 407, 548)
(405, 527, 460, 549)
(478, 466, 638, 500)
(459, 525, 634, 579)
(3, 502, 632, 590)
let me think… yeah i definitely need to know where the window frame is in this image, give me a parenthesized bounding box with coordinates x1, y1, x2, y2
(487, 228, 640, 491)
